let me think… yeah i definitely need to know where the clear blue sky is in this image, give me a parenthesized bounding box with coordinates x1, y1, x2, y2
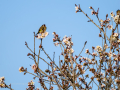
(0, 0, 119, 90)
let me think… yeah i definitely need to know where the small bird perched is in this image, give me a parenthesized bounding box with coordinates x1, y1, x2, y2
(36, 24, 47, 35)
(110, 34, 117, 43)
(116, 10, 120, 15)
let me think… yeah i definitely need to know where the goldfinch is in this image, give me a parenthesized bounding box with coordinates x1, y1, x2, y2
(36, 24, 47, 35)
(116, 10, 120, 15)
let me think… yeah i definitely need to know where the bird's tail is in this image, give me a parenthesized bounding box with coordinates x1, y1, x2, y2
(35, 33, 38, 36)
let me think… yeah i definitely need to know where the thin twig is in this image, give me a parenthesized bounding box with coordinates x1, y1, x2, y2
(79, 7, 110, 42)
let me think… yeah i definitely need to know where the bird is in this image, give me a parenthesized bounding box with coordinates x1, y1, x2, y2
(116, 10, 120, 15)
(110, 34, 117, 42)
(36, 24, 47, 35)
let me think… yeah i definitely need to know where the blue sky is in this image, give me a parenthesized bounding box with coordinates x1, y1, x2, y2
(0, 0, 120, 90)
